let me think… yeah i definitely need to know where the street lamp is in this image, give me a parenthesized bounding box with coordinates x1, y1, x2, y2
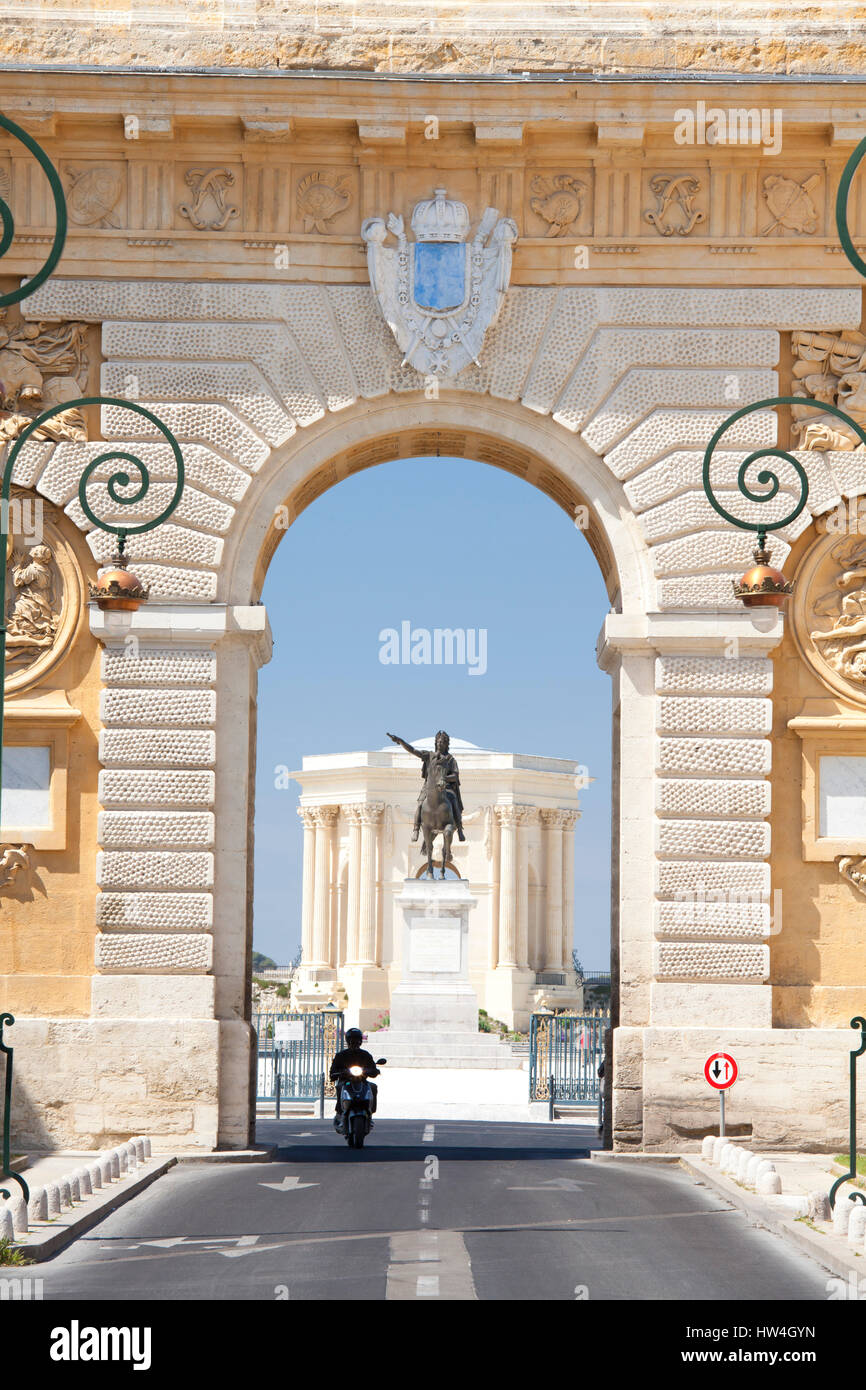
(0, 114, 186, 1206)
(701, 396, 866, 609)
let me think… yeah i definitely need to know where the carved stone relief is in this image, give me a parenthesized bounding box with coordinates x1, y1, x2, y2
(644, 175, 705, 236)
(761, 174, 820, 236)
(791, 528, 866, 705)
(63, 165, 124, 228)
(529, 175, 586, 236)
(296, 172, 352, 233)
(179, 167, 240, 230)
(1, 494, 84, 694)
(0, 316, 89, 442)
(838, 854, 866, 896)
(791, 328, 866, 450)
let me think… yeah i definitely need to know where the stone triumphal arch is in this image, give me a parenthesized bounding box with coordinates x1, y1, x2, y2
(2, 30, 866, 1153)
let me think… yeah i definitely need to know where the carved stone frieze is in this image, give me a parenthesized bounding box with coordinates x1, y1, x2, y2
(0, 843, 33, 893)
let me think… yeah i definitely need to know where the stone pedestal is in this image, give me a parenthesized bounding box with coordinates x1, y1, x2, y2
(390, 878, 478, 1032)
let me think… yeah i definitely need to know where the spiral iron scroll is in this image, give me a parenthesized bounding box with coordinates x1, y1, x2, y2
(702, 397, 866, 546)
(0, 113, 67, 306)
(3, 398, 185, 552)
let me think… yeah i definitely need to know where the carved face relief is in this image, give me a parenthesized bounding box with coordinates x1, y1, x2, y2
(791, 528, 866, 704)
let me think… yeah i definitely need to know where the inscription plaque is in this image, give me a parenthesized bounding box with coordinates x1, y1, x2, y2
(409, 916, 461, 973)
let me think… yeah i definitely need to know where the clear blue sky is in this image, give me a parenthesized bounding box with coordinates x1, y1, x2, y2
(253, 454, 612, 971)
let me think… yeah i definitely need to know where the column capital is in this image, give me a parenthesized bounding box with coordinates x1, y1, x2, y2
(494, 803, 535, 827)
(540, 808, 574, 828)
(309, 805, 340, 827)
(356, 801, 385, 825)
(297, 806, 318, 829)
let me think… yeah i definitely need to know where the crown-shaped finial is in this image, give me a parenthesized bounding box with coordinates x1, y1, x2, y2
(411, 188, 471, 243)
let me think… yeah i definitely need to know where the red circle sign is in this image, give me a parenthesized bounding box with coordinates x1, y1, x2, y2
(704, 1053, 738, 1089)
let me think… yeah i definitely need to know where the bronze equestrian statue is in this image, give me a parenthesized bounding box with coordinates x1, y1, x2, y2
(386, 731, 466, 879)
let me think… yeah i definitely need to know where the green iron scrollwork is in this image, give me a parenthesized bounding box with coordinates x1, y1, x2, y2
(702, 396, 866, 551)
(0, 1013, 29, 1205)
(829, 1016, 866, 1211)
(0, 113, 67, 306)
(835, 134, 866, 282)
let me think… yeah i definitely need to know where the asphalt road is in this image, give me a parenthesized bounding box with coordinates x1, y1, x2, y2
(30, 1119, 833, 1301)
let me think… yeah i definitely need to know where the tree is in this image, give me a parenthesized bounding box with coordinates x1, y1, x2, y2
(251, 950, 277, 972)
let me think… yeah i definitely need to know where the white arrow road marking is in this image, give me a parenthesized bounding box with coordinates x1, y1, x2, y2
(507, 1178, 586, 1192)
(258, 1175, 319, 1192)
(118, 1235, 280, 1258)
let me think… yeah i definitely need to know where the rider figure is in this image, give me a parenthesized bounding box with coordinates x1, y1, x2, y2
(330, 1027, 380, 1133)
(386, 730, 466, 843)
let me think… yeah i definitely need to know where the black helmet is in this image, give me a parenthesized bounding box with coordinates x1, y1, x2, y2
(345, 1027, 363, 1045)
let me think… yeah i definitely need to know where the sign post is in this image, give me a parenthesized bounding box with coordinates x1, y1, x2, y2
(704, 1052, 738, 1138)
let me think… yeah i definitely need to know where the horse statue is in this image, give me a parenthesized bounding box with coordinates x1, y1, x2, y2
(386, 730, 465, 879)
(418, 756, 456, 880)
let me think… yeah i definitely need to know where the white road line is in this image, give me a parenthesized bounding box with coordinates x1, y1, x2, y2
(385, 1231, 477, 1300)
(422, 1124, 435, 1142)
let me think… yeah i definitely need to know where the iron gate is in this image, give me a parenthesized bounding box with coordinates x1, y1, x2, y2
(254, 1010, 344, 1103)
(529, 1011, 609, 1105)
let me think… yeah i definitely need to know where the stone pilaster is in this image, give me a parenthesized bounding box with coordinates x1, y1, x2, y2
(357, 802, 384, 966)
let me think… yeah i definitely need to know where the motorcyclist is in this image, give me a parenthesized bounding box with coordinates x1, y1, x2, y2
(330, 1027, 380, 1133)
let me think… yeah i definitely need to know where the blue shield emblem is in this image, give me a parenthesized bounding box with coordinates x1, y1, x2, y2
(412, 242, 466, 312)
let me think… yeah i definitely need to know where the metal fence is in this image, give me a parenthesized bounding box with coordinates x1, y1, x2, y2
(529, 1011, 609, 1106)
(254, 1010, 344, 1104)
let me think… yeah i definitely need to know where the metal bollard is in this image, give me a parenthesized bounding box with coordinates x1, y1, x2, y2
(275, 1072, 281, 1122)
(318, 1072, 325, 1120)
(549, 1076, 556, 1123)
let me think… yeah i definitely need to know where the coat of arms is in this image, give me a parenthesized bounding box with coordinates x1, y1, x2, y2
(361, 188, 518, 377)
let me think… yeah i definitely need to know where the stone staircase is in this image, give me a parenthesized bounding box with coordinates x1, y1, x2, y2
(366, 1028, 525, 1069)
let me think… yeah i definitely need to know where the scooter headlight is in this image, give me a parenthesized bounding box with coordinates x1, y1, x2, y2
(349, 1065, 364, 1077)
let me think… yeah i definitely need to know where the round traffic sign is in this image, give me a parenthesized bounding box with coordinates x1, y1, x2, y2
(704, 1052, 738, 1089)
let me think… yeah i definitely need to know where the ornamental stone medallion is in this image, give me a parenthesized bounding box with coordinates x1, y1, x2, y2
(792, 526, 866, 706)
(3, 495, 84, 694)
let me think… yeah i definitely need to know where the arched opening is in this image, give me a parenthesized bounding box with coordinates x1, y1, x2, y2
(245, 414, 637, 1053)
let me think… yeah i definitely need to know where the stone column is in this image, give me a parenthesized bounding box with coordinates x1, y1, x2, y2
(357, 802, 385, 966)
(517, 806, 537, 969)
(343, 805, 363, 966)
(495, 806, 519, 968)
(542, 809, 568, 972)
(310, 806, 338, 968)
(561, 810, 578, 972)
(298, 807, 317, 965)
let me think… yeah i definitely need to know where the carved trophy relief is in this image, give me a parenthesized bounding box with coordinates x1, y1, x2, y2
(0, 316, 89, 443)
(296, 172, 352, 233)
(529, 174, 586, 237)
(644, 174, 705, 236)
(790, 328, 866, 451)
(179, 167, 240, 231)
(761, 173, 820, 235)
(63, 165, 124, 228)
